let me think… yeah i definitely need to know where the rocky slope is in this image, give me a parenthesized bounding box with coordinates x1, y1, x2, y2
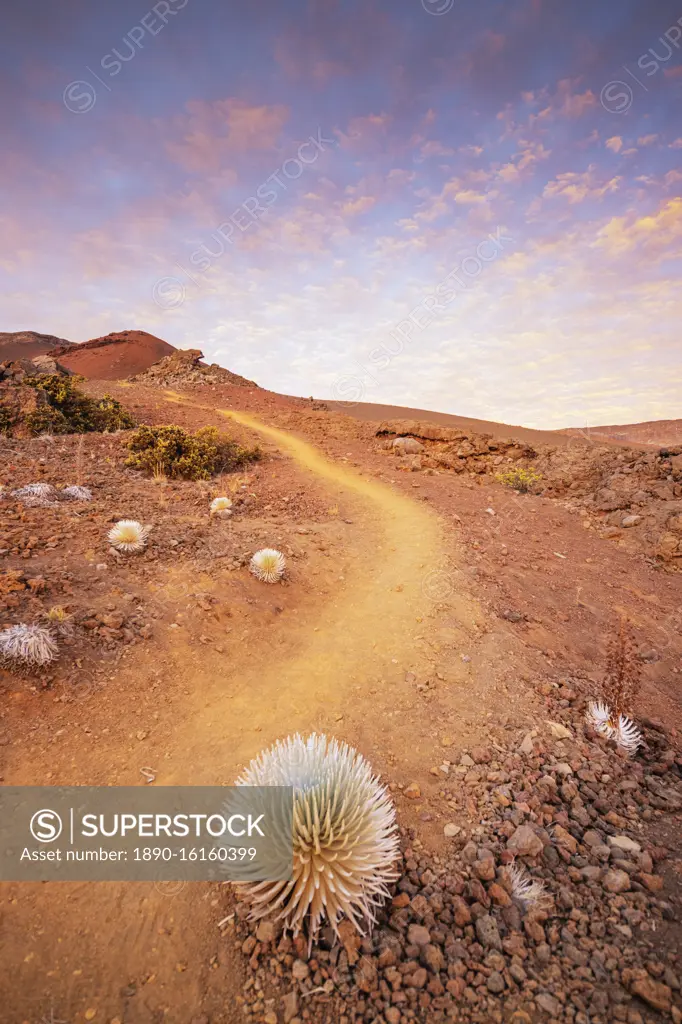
(232, 680, 681, 1024)
(376, 420, 682, 566)
(130, 347, 259, 388)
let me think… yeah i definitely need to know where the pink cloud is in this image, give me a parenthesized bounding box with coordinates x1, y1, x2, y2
(165, 99, 290, 173)
(341, 195, 376, 216)
(543, 166, 620, 204)
(337, 114, 391, 154)
(420, 140, 455, 159)
(594, 197, 682, 257)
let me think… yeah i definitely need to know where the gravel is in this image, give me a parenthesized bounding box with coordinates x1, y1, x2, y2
(227, 683, 681, 1023)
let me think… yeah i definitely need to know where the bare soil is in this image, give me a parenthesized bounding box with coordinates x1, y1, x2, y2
(0, 380, 680, 1024)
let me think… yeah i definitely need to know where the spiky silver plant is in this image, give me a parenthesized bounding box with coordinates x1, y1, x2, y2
(11, 483, 58, 507)
(234, 733, 399, 946)
(613, 714, 643, 756)
(107, 520, 149, 553)
(13, 483, 54, 497)
(210, 496, 233, 517)
(250, 548, 286, 583)
(61, 485, 93, 502)
(585, 701, 642, 756)
(0, 623, 59, 667)
(506, 861, 551, 911)
(585, 700, 615, 739)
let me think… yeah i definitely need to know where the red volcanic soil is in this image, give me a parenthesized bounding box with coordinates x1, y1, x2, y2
(49, 330, 175, 379)
(0, 330, 73, 361)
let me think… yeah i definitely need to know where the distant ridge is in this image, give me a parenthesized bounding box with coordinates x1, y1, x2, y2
(0, 330, 74, 361)
(559, 420, 682, 447)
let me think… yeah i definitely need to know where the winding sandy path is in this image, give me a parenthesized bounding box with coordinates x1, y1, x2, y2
(2, 396, 483, 1024)
(161, 396, 482, 781)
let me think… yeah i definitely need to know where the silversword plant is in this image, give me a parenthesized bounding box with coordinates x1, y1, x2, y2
(0, 623, 59, 667)
(506, 860, 551, 911)
(11, 483, 59, 507)
(61, 485, 93, 502)
(210, 496, 233, 516)
(234, 733, 399, 946)
(250, 548, 286, 583)
(107, 520, 150, 553)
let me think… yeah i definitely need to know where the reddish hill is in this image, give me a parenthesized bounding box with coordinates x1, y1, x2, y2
(49, 330, 175, 379)
(0, 330, 73, 361)
(560, 419, 682, 447)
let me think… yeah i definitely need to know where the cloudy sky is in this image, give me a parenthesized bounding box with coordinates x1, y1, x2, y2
(2, 0, 682, 428)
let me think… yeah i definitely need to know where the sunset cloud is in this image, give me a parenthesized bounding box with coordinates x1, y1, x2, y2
(543, 167, 621, 204)
(0, 0, 679, 429)
(165, 99, 290, 173)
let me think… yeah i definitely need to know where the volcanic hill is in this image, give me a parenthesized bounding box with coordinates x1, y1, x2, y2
(49, 330, 175, 379)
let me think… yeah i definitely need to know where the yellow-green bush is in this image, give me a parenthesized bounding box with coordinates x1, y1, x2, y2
(124, 424, 260, 480)
(495, 466, 543, 493)
(23, 375, 135, 435)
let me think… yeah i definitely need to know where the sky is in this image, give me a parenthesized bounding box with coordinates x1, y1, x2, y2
(2, 0, 682, 429)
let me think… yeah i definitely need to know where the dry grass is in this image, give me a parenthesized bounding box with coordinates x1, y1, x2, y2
(74, 435, 85, 486)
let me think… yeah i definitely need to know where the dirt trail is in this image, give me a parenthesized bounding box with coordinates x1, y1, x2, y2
(2, 396, 489, 1024)
(159, 395, 482, 781)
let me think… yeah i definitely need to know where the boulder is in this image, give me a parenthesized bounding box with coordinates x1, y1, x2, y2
(376, 419, 468, 443)
(0, 381, 54, 437)
(31, 354, 71, 375)
(392, 436, 424, 455)
(657, 533, 682, 560)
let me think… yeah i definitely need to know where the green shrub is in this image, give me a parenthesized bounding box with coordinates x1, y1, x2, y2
(495, 466, 543, 493)
(124, 424, 260, 480)
(89, 394, 136, 432)
(24, 405, 70, 435)
(22, 376, 135, 435)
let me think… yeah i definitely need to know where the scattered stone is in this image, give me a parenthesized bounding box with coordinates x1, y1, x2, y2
(291, 960, 309, 981)
(546, 720, 573, 739)
(487, 970, 505, 994)
(407, 924, 431, 947)
(602, 868, 631, 893)
(630, 973, 673, 1013)
(518, 732, 535, 755)
(608, 835, 642, 854)
(507, 824, 544, 857)
(475, 914, 502, 951)
(536, 992, 561, 1016)
(443, 823, 462, 837)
